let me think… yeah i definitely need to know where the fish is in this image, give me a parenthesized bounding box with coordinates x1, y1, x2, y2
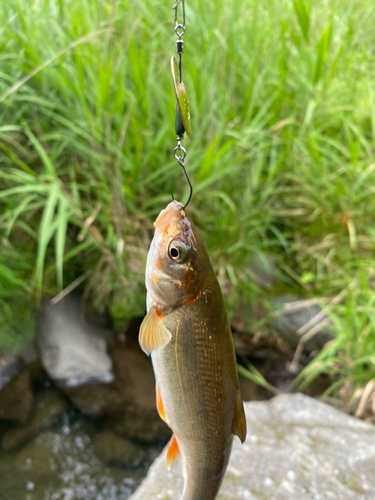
(139, 200, 246, 500)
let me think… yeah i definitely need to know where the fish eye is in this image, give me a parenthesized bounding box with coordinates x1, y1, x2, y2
(168, 240, 189, 262)
(170, 246, 179, 259)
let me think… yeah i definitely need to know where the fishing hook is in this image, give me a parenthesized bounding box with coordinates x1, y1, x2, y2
(170, 162, 193, 209)
(173, 140, 193, 209)
(180, 161, 193, 209)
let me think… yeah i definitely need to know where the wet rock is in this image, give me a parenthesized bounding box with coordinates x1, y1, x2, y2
(0, 368, 33, 424)
(0, 343, 39, 423)
(1, 389, 68, 450)
(2, 431, 57, 477)
(0, 343, 39, 391)
(17, 342, 39, 366)
(129, 394, 375, 500)
(65, 342, 152, 416)
(0, 353, 24, 391)
(65, 341, 170, 443)
(107, 410, 171, 443)
(37, 295, 113, 387)
(273, 296, 334, 354)
(94, 430, 147, 465)
(65, 382, 126, 416)
(0, 412, 162, 500)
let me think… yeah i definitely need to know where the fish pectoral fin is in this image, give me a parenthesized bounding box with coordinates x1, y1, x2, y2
(139, 307, 172, 355)
(233, 390, 247, 443)
(166, 434, 180, 470)
(156, 385, 167, 423)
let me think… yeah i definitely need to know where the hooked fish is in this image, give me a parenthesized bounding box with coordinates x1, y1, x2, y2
(139, 200, 246, 500)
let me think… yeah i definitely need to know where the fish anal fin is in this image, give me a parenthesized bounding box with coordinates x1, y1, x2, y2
(156, 385, 167, 423)
(139, 307, 172, 355)
(166, 434, 180, 470)
(233, 390, 247, 443)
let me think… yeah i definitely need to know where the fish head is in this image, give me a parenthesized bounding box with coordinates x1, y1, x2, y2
(146, 200, 212, 307)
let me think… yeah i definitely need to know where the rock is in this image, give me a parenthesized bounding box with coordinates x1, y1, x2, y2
(1, 389, 68, 450)
(0, 353, 24, 391)
(0, 343, 40, 423)
(0, 367, 33, 423)
(273, 296, 334, 354)
(94, 430, 147, 465)
(36, 295, 114, 387)
(2, 431, 57, 477)
(0, 420, 154, 500)
(17, 342, 39, 366)
(65, 341, 171, 443)
(0, 343, 39, 391)
(107, 410, 172, 443)
(129, 394, 375, 500)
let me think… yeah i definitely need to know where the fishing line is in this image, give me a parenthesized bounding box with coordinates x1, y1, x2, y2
(171, 0, 192, 209)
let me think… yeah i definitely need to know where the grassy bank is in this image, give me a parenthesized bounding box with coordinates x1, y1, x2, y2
(0, 0, 374, 404)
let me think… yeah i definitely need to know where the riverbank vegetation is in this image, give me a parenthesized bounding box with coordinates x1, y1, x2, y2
(1, 0, 374, 410)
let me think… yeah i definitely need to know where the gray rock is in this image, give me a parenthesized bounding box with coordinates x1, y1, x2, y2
(0, 343, 38, 391)
(0, 343, 40, 423)
(1, 389, 68, 450)
(0, 354, 24, 391)
(65, 342, 171, 443)
(37, 295, 113, 387)
(94, 430, 147, 465)
(129, 394, 375, 500)
(0, 368, 33, 423)
(274, 296, 334, 354)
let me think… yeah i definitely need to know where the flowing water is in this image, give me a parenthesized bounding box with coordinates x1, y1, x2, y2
(0, 407, 164, 500)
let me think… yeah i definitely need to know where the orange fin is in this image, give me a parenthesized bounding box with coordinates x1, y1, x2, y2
(156, 385, 167, 423)
(166, 434, 180, 470)
(139, 307, 172, 355)
(233, 390, 247, 443)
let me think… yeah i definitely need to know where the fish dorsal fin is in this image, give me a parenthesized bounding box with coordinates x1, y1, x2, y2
(166, 434, 180, 470)
(139, 306, 172, 355)
(233, 390, 247, 443)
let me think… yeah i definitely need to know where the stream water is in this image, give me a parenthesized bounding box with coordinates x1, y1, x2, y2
(0, 406, 164, 500)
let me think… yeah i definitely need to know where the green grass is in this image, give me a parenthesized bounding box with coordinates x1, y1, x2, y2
(0, 0, 374, 398)
(296, 273, 375, 382)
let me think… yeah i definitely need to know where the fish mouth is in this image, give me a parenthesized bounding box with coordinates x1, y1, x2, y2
(154, 200, 197, 253)
(154, 200, 185, 230)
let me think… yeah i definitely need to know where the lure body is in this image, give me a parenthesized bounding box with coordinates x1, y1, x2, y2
(139, 201, 246, 500)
